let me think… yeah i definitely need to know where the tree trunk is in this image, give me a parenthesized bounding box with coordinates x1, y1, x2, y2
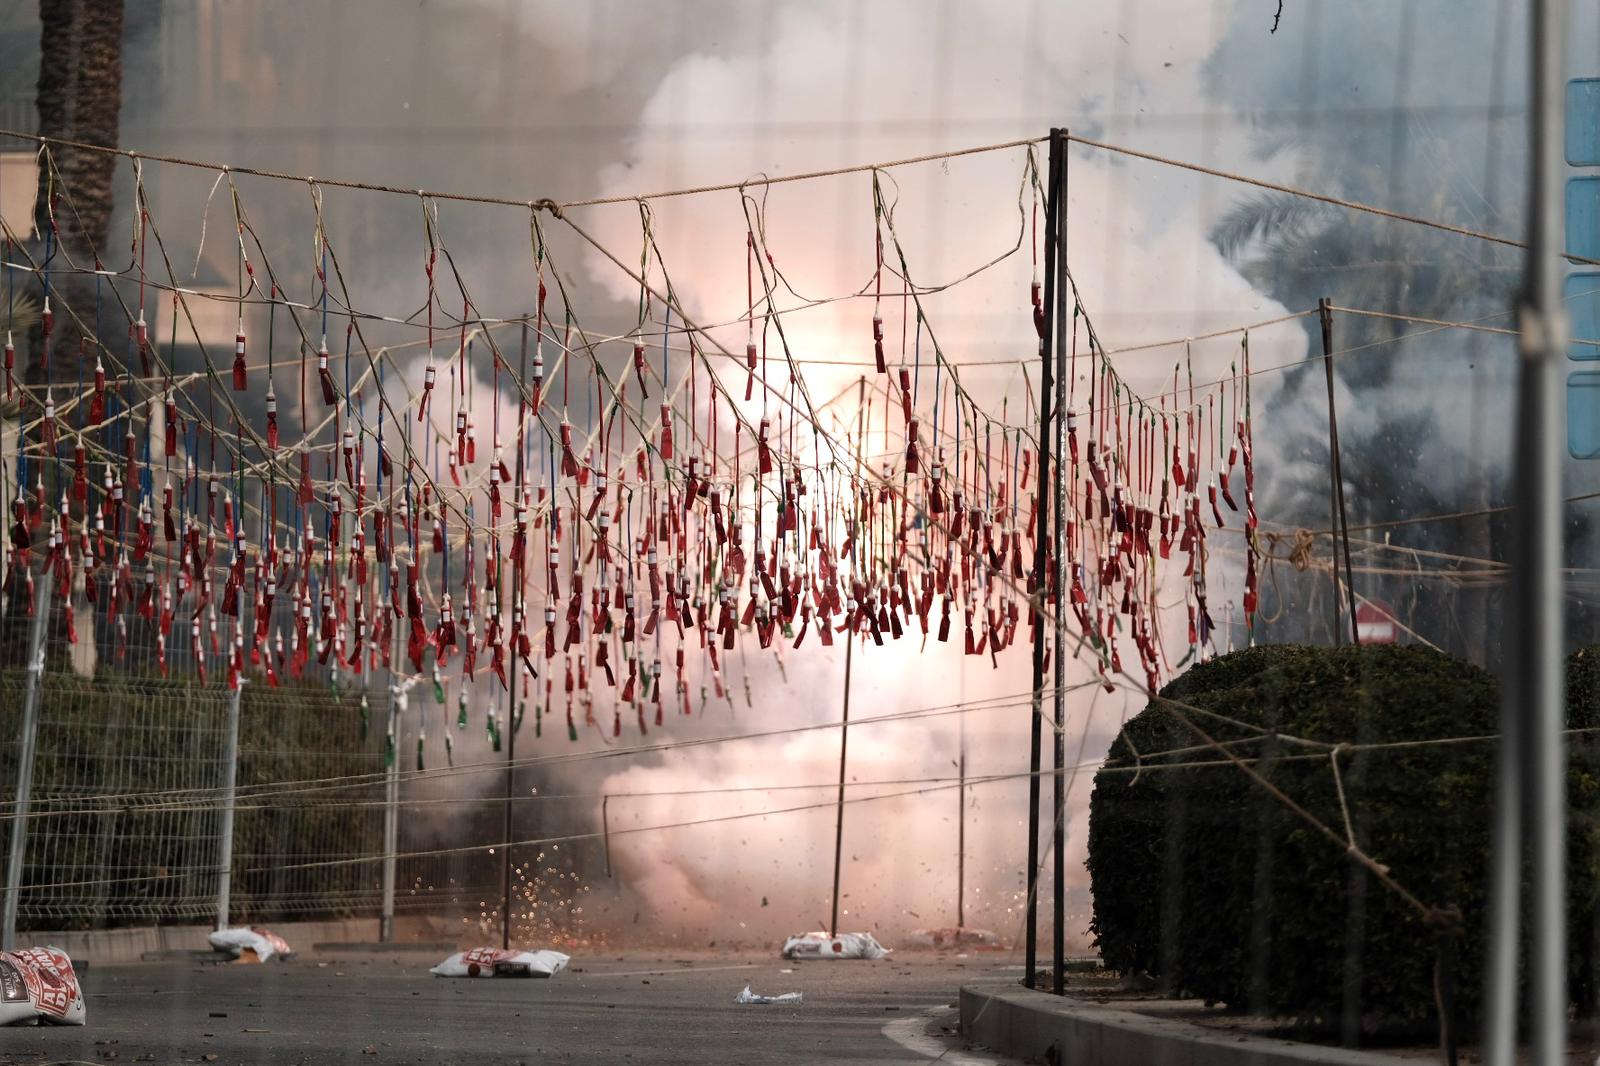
(11, 0, 123, 658)
(29, 0, 123, 384)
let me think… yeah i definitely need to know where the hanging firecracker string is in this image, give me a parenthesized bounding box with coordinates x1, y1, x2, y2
(229, 181, 252, 392)
(2, 144, 1284, 723)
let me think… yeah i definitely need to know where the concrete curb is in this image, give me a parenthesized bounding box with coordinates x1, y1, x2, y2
(18, 916, 451, 966)
(960, 981, 1416, 1066)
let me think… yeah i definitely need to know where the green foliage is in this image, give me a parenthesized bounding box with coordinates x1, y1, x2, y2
(1086, 643, 1600, 1026)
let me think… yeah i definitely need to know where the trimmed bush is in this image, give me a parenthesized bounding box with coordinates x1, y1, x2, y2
(1086, 643, 1600, 1026)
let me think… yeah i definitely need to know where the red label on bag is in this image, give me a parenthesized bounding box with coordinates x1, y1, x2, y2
(4, 948, 78, 1018)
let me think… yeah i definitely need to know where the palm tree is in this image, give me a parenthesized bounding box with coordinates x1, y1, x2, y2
(27, 0, 122, 386)
(1211, 164, 1528, 665)
(5, 0, 122, 652)
(33, 0, 122, 260)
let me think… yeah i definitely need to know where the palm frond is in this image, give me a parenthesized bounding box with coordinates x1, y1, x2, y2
(1211, 192, 1334, 261)
(1, 292, 39, 336)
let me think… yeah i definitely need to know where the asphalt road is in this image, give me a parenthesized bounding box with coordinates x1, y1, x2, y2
(0, 948, 1027, 1066)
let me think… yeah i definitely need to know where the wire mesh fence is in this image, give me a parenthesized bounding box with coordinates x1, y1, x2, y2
(0, 587, 402, 934)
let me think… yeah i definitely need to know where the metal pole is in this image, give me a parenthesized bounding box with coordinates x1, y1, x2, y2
(829, 616, 854, 935)
(1488, 1, 1568, 1061)
(2, 574, 51, 950)
(214, 674, 242, 932)
(1318, 300, 1345, 646)
(380, 681, 401, 944)
(829, 375, 868, 937)
(1025, 128, 1062, 990)
(1524, 0, 1569, 1047)
(501, 684, 516, 951)
(1318, 300, 1356, 646)
(1050, 126, 1070, 998)
(1318, 299, 1361, 647)
(957, 711, 966, 931)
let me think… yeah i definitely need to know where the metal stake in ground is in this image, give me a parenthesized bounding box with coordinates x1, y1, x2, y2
(830, 374, 868, 937)
(956, 688, 966, 931)
(380, 619, 405, 944)
(215, 672, 243, 932)
(381, 681, 399, 944)
(1318, 298, 1360, 647)
(501, 676, 516, 951)
(1025, 126, 1062, 990)
(1, 572, 52, 951)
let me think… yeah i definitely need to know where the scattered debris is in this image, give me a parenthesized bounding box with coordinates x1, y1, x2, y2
(430, 947, 570, 978)
(208, 927, 293, 963)
(0, 947, 86, 1027)
(735, 985, 803, 1005)
(781, 932, 891, 960)
(906, 927, 1003, 950)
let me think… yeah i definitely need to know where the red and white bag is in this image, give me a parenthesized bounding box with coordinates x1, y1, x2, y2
(0, 947, 86, 1026)
(430, 947, 570, 978)
(208, 927, 294, 962)
(780, 931, 891, 960)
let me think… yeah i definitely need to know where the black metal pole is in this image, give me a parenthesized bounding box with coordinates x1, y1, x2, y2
(957, 715, 966, 930)
(1025, 129, 1062, 989)
(1318, 298, 1348, 646)
(1319, 298, 1360, 647)
(1051, 126, 1070, 997)
(1488, 2, 1568, 1062)
(501, 682, 516, 951)
(502, 320, 531, 954)
(830, 374, 868, 936)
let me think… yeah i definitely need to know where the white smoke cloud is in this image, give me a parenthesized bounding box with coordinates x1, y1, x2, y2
(561, 0, 1313, 947)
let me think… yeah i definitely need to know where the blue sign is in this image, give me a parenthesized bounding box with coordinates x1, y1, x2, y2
(1568, 81, 1600, 456)
(1568, 78, 1600, 165)
(1565, 177, 1600, 261)
(1566, 273, 1600, 357)
(1569, 372, 1600, 458)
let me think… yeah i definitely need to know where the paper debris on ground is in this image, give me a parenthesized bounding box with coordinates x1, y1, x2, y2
(0, 946, 86, 1026)
(208, 927, 294, 963)
(780, 931, 891, 960)
(430, 947, 570, 978)
(735, 984, 803, 1005)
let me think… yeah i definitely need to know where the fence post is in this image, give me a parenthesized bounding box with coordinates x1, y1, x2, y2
(380, 681, 402, 943)
(3, 574, 53, 950)
(214, 675, 243, 932)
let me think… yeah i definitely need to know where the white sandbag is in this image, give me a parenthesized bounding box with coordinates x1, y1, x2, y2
(780, 931, 891, 960)
(430, 947, 570, 978)
(735, 984, 802, 1005)
(0, 947, 86, 1026)
(208, 926, 294, 962)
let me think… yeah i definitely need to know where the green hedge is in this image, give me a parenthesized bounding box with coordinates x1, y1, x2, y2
(1086, 643, 1600, 1026)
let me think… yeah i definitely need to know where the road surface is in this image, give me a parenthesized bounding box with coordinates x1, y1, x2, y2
(0, 947, 1026, 1065)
